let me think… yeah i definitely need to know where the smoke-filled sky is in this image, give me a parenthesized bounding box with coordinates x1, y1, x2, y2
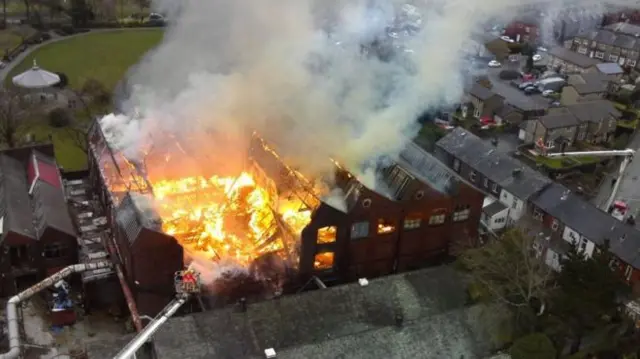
(101, 0, 637, 186)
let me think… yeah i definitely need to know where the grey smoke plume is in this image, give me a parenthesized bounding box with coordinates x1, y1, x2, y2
(103, 0, 635, 184)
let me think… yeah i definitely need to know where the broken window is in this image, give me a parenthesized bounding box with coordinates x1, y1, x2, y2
(43, 243, 69, 259)
(403, 213, 422, 230)
(377, 219, 396, 234)
(317, 226, 337, 244)
(351, 221, 369, 239)
(9, 245, 29, 266)
(314, 252, 334, 271)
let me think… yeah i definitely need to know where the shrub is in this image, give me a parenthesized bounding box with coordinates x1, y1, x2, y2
(509, 333, 556, 359)
(48, 108, 72, 128)
(53, 72, 68, 88)
(81, 78, 111, 106)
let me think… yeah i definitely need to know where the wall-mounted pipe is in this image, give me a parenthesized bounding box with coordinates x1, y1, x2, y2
(0, 261, 113, 359)
(112, 296, 188, 359)
(103, 233, 143, 332)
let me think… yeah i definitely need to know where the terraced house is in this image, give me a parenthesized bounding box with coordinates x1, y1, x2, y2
(434, 128, 640, 285)
(570, 23, 640, 69)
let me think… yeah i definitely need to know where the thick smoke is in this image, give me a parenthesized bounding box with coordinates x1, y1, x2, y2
(104, 0, 634, 184)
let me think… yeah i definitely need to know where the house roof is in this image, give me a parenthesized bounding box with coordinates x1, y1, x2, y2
(31, 179, 76, 239)
(394, 142, 457, 195)
(0, 155, 36, 240)
(567, 73, 609, 95)
(483, 200, 507, 217)
(495, 104, 517, 118)
(577, 29, 640, 51)
(537, 112, 580, 129)
(595, 62, 624, 75)
(548, 47, 601, 68)
(604, 22, 640, 37)
(435, 128, 551, 200)
(565, 100, 621, 123)
(149, 266, 508, 359)
(530, 183, 640, 268)
(468, 83, 497, 101)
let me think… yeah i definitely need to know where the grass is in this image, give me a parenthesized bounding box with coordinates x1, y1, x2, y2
(6, 29, 164, 91)
(6, 29, 164, 171)
(0, 29, 22, 53)
(535, 154, 599, 170)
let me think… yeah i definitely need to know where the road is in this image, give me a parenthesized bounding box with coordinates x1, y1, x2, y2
(592, 131, 640, 224)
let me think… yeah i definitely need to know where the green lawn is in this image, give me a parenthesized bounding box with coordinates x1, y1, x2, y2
(536, 155, 599, 170)
(8, 29, 164, 171)
(6, 29, 164, 91)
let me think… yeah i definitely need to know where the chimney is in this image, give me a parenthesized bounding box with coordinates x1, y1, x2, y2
(512, 168, 523, 177)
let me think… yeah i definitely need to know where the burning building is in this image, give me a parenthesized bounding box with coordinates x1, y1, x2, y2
(87, 118, 483, 316)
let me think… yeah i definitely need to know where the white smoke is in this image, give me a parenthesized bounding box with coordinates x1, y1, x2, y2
(103, 0, 634, 179)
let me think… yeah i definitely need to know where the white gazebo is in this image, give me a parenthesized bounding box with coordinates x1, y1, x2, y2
(12, 59, 60, 89)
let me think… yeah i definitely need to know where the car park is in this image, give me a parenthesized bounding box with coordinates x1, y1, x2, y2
(488, 60, 502, 68)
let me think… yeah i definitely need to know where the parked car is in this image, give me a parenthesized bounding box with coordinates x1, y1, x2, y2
(500, 36, 514, 43)
(518, 81, 535, 89)
(538, 46, 548, 52)
(488, 60, 502, 68)
(523, 86, 539, 95)
(533, 54, 542, 62)
(542, 89, 555, 97)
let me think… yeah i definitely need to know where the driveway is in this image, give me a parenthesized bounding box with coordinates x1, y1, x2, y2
(486, 67, 553, 113)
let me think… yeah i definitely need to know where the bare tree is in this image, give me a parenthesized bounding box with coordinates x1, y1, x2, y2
(65, 125, 88, 154)
(0, 89, 34, 148)
(459, 228, 554, 310)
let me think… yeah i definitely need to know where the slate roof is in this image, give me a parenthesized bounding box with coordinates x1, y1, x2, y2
(577, 28, 640, 51)
(483, 200, 507, 217)
(468, 83, 497, 101)
(595, 62, 624, 75)
(530, 183, 640, 268)
(567, 73, 609, 95)
(148, 266, 509, 359)
(537, 112, 580, 129)
(604, 22, 640, 37)
(435, 128, 551, 200)
(116, 192, 163, 244)
(393, 141, 457, 195)
(548, 47, 601, 68)
(31, 179, 76, 238)
(565, 100, 621, 123)
(0, 155, 36, 240)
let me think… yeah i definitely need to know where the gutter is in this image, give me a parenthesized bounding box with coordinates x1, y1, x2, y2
(0, 261, 113, 359)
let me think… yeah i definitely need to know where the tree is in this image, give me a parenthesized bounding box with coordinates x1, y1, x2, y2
(549, 242, 631, 354)
(134, 0, 149, 13)
(68, 0, 94, 27)
(0, 90, 34, 148)
(510, 333, 557, 359)
(459, 229, 553, 315)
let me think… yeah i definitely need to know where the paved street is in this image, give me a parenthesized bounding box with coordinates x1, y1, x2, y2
(592, 131, 640, 224)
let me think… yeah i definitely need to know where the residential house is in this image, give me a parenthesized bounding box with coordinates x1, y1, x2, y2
(518, 110, 580, 147)
(434, 127, 552, 225)
(461, 83, 504, 119)
(528, 182, 640, 281)
(564, 100, 620, 144)
(561, 72, 609, 105)
(547, 46, 602, 73)
(0, 145, 78, 297)
(481, 198, 509, 232)
(603, 12, 640, 27)
(503, 18, 539, 43)
(571, 27, 640, 69)
(434, 128, 640, 285)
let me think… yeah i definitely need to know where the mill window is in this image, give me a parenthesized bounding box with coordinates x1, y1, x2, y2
(43, 243, 69, 259)
(9, 245, 29, 266)
(314, 252, 334, 271)
(377, 219, 396, 234)
(428, 213, 446, 226)
(317, 226, 337, 244)
(403, 213, 422, 230)
(351, 221, 369, 239)
(453, 205, 470, 222)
